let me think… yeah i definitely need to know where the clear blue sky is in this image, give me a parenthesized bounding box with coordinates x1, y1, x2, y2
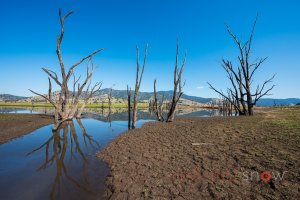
(0, 0, 299, 98)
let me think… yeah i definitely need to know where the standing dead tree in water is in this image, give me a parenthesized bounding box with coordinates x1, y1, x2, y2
(127, 85, 131, 128)
(71, 57, 102, 119)
(29, 9, 103, 130)
(101, 101, 104, 110)
(107, 87, 113, 127)
(153, 79, 165, 122)
(76, 80, 102, 118)
(208, 16, 275, 116)
(132, 44, 148, 129)
(166, 40, 186, 122)
(108, 87, 113, 108)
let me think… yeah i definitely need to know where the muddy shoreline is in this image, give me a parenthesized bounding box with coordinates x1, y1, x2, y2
(0, 114, 53, 144)
(97, 108, 300, 199)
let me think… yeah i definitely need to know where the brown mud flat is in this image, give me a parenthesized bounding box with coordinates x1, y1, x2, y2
(98, 108, 300, 199)
(0, 114, 53, 144)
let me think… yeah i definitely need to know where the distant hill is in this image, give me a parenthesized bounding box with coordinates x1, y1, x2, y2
(256, 98, 300, 106)
(81, 89, 300, 106)
(93, 89, 215, 103)
(0, 94, 28, 102)
(1, 90, 300, 107)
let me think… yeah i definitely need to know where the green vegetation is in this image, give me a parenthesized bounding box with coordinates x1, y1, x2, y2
(266, 106, 300, 129)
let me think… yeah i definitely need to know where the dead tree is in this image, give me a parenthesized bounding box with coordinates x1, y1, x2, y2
(226, 16, 275, 115)
(166, 40, 186, 122)
(153, 79, 164, 121)
(148, 100, 154, 111)
(132, 44, 148, 129)
(208, 15, 275, 116)
(106, 87, 113, 127)
(227, 89, 238, 115)
(29, 9, 103, 130)
(208, 59, 247, 115)
(222, 60, 247, 115)
(127, 85, 131, 128)
(56, 55, 100, 120)
(30, 78, 62, 129)
(72, 57, 102, 118)
(108, 87, 113, 108)
(76, 75, 102, 119)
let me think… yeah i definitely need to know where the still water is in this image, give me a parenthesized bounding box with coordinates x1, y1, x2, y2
(0, 107, 220, 200)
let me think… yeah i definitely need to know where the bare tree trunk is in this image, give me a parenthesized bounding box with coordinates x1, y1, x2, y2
(153, 79, 164, 122)
(53, 108, 61, 131)
(246, 84, 254, 116)
(127, 85, 131, 128)
(132, 44, 148, 129)
(108, 87, 113, 108)
(166, 40, 186, 122)
(132, 93, 138, 128)
(76, 106, 85, 119)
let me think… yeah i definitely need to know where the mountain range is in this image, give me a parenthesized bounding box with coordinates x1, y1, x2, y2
(93, 88, 216, 104)
(1, 89, 300, 106)
(0, 94, 28, 101)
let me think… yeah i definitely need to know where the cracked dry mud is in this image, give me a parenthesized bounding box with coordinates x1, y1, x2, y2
(98, 108, 300, 199)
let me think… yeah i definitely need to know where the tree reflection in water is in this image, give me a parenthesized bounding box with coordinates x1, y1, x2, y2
(26, 119, 101, 200)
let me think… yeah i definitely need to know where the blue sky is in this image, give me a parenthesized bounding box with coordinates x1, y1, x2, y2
(0, 0, 299, 98)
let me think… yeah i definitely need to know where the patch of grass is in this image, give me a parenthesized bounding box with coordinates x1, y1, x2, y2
(268, 107, 300, 129)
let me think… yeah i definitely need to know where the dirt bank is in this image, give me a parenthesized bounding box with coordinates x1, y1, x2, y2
(98, 108, 300, 199)
(0, 114, 53, 144)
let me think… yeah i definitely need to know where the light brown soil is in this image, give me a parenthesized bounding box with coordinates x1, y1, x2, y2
(97, 108, 300, 199)
(0, 114, 53, 144)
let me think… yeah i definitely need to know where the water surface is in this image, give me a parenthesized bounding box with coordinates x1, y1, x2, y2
(0, 117, 148, 200)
